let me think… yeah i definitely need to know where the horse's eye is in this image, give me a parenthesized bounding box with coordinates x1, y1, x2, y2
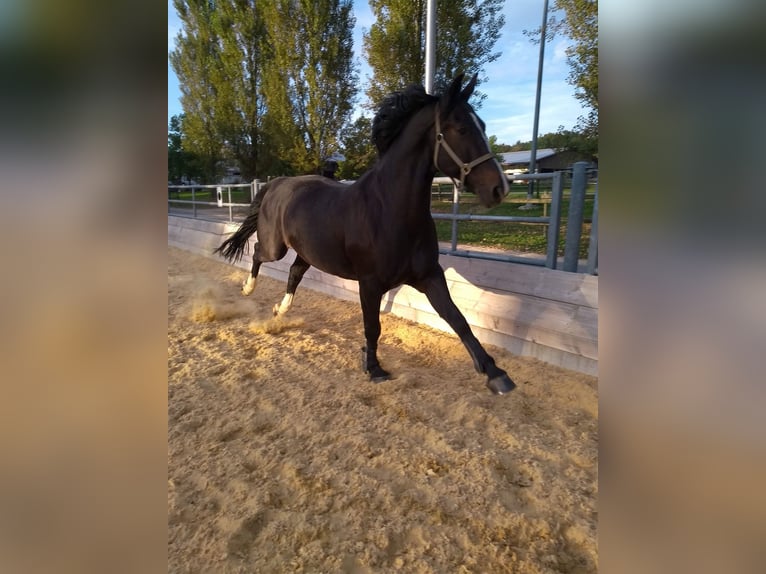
(458, 126, 468, 135)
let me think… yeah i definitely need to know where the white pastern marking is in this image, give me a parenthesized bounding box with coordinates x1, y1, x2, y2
(274, 293, 294, 316)
(242, 275, 257, 296)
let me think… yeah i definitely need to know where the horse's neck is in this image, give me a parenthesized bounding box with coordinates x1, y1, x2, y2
(375, 109, 436, 219)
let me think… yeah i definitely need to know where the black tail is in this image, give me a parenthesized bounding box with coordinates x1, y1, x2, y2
(214, 182, 269, 263)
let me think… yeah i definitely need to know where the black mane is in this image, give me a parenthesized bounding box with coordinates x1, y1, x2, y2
(372, 84, 438, 156)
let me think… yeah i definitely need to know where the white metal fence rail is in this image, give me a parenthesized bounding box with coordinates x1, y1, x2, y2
(431, 162, 597, 273)
(167, 163, 597, 274)
(168, 182, 259, 222)
(432, 171, 564, 269)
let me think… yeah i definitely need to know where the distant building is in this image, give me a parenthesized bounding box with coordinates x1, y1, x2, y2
(220, 166, 243, 184)
(499, 148, 596, 177)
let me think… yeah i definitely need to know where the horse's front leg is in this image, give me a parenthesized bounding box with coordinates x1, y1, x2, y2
(359, 281, 391, 383)
(414, 267, 516, 395)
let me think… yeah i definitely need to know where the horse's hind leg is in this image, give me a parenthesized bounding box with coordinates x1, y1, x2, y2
(242, 245, 263, 296)
(273, 255, 310, 316)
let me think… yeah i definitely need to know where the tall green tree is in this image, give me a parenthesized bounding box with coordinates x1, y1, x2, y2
(525, 0, 598, 142)
(336, 115, 377, 180)
(168, 114, 203, 183)
(171, 0, 275, 181)
(168, 114, 185, 182)
(212, 0, 269, 179)
(363, 0, 505, 107)
(169, 1, 222, 182)
(262, 0, 358, 174)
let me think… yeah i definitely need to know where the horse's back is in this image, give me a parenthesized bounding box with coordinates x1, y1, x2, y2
(265, 175, 350, 221)
(261, 175, 358, 278)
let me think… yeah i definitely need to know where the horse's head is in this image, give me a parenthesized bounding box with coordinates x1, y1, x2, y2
(434, 74, 509, 207)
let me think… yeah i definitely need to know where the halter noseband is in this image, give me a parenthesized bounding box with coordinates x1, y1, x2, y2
(433, 106, 496, 190)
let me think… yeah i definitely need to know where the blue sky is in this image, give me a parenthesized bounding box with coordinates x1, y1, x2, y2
(168, 0, 587, 145)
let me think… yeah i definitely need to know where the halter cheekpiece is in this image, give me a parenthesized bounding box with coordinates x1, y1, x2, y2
(433, 106, 496, 190)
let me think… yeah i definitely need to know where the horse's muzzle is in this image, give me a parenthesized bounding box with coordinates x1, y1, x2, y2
(491, 184, 507, 205)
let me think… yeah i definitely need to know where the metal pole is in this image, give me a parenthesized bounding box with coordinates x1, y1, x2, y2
(563, 161, 588, 272)
(425, 0, 436, 94)
(527, 0, 549, 201)
(450, 181, 459, 252)
(545, 171, 563, 269)
(586, 181, 598, 274)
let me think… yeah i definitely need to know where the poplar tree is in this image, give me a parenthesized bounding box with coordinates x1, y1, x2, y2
(525, 0, 598, 141)
(170, 0, 271, 181)
(171, 0, 356, 179)
(213, 0, 269, 179)
(170, 1, 222, 181)
(363, 0, 505, 107)
(336, 116, 377, 180)
(262, 0, 358, 174)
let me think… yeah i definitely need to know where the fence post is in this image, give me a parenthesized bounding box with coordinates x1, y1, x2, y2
(450, 182, 460, 253)
(546, 171, 564, 269)
(586, 182, 598, 274)
(562, 161, 588, 272)
(252, 179, 260, 203)
(192, 186, 197, 218)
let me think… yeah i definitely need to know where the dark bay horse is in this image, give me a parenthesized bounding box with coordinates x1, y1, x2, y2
(215, 74, 515, 394)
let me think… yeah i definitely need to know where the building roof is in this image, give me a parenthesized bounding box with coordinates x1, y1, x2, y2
(499, 148, 558, 165)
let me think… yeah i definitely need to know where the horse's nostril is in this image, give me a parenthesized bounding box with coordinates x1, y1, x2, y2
(493, 185, 505, 202)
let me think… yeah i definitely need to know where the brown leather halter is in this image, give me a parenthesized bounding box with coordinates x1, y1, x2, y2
(433, 106, 497, 190)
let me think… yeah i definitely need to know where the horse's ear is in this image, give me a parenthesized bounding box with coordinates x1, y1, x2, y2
(461, 73, 479, 102)
(440, 73, 466, 114)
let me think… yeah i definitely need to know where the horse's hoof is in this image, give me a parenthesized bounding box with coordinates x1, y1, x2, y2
(369, 368, 391, 384)
(487, 373, 516, 395)
(241, 277, 256, 296)
(360, 347, 391, 383)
